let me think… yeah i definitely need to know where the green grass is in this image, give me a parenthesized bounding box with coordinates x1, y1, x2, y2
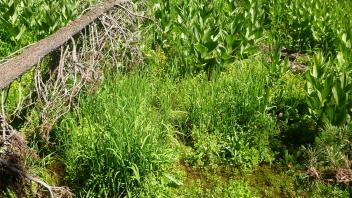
(1, 0, 352, 197)
(50, 57, 278, 196)
(53, 74, 173, 197)
(49, 56, 351, 196)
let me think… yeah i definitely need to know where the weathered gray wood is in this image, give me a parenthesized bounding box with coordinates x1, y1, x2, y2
(0, 0, 130, 90)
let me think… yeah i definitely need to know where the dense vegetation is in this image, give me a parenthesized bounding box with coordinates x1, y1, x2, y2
(1, 0, 352, 197)
(0, 0, 99, 58)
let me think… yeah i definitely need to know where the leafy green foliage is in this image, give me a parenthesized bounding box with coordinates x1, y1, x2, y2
(306, 53, 352, 126)
(0, 0, 99, 58)
(267, 0, 350, 54)
(152, 0, 264, 78)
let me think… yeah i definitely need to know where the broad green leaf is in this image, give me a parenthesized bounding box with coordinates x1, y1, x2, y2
(194, 43, 208, 58)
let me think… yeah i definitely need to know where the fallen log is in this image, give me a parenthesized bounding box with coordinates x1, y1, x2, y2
(0, 0, 130, 90)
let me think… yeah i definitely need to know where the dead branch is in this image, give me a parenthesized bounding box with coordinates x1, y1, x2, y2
(0, 159, 55, 198)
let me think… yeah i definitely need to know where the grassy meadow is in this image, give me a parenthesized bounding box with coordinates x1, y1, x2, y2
(1, 0, 352, 197)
